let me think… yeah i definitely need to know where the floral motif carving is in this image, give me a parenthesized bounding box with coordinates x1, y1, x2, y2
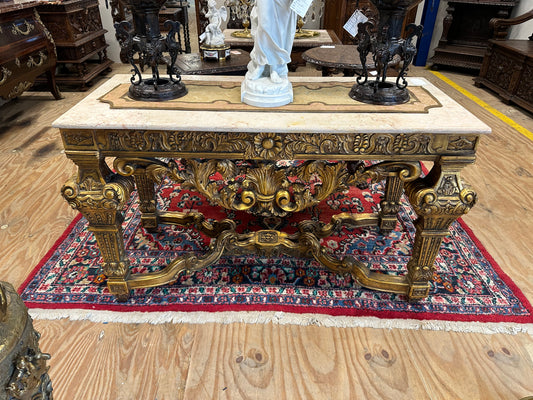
(93, 130, 471, 158)
(254, 132, 283, 159)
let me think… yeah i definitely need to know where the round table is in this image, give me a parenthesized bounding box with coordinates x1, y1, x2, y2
(302, 45, 374, 77)
(303, 45, 402, 78)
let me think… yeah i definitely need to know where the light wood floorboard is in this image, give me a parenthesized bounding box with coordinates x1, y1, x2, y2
(1, 63, 532, 399)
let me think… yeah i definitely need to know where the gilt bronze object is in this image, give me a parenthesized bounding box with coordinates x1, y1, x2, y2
(114, 0, 187, 101)
(350, 0, 422, 105)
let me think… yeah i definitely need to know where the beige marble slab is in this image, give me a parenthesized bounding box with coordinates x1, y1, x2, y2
(53, 74, 491, 136)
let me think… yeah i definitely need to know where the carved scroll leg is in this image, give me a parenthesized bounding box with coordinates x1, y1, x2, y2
(405, 156, 477, 300)
(133, 169, 158, 231)
(45, 67, 63, 100)
(379, 174, 403, 234)
(61, 153, 134, 301)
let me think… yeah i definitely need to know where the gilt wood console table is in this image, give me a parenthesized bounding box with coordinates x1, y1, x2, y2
(54, 75, 491, 302)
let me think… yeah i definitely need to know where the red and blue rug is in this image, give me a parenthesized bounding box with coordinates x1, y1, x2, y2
(19, 176, 533, 327)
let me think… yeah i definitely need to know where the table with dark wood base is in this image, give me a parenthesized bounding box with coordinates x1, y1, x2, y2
(224, 29, 342, 71)
(302, 45, 401, 77)
(174, 49, 250, 75)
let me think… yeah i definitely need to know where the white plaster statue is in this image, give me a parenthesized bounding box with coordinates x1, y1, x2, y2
(241, 0, 298, 107)
(199, 0, 228, 47)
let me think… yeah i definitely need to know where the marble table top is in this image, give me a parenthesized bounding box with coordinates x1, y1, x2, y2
(53, 74, 491, 136)
(0, 0, 43, 14)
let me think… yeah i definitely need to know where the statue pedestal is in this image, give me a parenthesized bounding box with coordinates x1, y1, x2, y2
(200, 44, 231, 61)
(241, 77, 293, 107)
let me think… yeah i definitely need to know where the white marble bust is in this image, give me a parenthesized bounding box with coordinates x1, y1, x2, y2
(241, 0, 297, 107)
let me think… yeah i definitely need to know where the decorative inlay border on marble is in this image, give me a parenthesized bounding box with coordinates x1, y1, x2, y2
(98, 80, 442, 113)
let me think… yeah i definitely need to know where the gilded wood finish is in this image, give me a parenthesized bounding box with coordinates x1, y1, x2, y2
(60, 124, 479, 301)
(1, 64, 532, 399)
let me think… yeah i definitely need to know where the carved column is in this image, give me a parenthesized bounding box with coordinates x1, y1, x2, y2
(379, 174, 403, 233)
(61, 152, 134, 301)
(133, 169, 158, 230)
(404, 156, 476, 300)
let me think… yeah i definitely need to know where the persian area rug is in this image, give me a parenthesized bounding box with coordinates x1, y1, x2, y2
(19, 178, 533, 333)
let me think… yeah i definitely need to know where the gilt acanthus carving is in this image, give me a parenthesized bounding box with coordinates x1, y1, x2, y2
(92, 130, 479, 158)
(113, 159, 422, 217)
(61, 176, 134, 224)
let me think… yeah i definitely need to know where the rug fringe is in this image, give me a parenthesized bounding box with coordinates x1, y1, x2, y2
(28, 309, 533, 335)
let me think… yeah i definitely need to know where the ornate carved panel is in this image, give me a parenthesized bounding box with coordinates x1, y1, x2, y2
(84, 129, 479, 159)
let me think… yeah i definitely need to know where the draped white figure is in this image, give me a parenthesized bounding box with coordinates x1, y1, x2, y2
(241, 0, 297, 107)
(200, 0, 228, 47)
(246, 0, 297, 82)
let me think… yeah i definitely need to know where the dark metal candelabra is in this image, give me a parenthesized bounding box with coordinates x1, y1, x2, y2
(114, 0, 187, 101)
(350, 0, 423, 105)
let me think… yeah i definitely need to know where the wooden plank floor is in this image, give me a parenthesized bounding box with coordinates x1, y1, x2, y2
(1, 63, 532, 399)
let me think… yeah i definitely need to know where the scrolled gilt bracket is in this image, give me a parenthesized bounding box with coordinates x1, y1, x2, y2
(114, 158, 353, 217)
(346, 160, 421, 191)
(113, 158, 422, 219)
(61, 176, 134, 223)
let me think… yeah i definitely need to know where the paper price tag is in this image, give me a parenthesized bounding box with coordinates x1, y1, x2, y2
(343, 10, 369, 37)
(290, 0, 314, 18)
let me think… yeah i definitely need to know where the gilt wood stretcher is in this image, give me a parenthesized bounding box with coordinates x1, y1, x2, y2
(54, 75, 491, 301)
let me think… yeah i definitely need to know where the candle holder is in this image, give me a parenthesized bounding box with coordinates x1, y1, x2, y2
(226, 0, 255, 38)
(114, 0, 187, 101)
(350, 0, 422, 105)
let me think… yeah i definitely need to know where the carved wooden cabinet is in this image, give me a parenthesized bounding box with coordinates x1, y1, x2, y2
(475, 39, 533, 112)
(36, 0, 113, 88)
(474, 9, 533, 113)
(0, 1, 61, 100)
(429, 0, 519, 71)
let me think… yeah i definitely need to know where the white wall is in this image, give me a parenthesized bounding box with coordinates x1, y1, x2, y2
(426, 0, 533, 61)
(508, 1, 533, 40)
(98, 0, 532, 65)
(98, 0, 122, 63)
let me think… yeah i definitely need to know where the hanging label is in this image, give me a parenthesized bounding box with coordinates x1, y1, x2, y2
(290, 0, 314, 18)
(343, 10, 369, 37)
